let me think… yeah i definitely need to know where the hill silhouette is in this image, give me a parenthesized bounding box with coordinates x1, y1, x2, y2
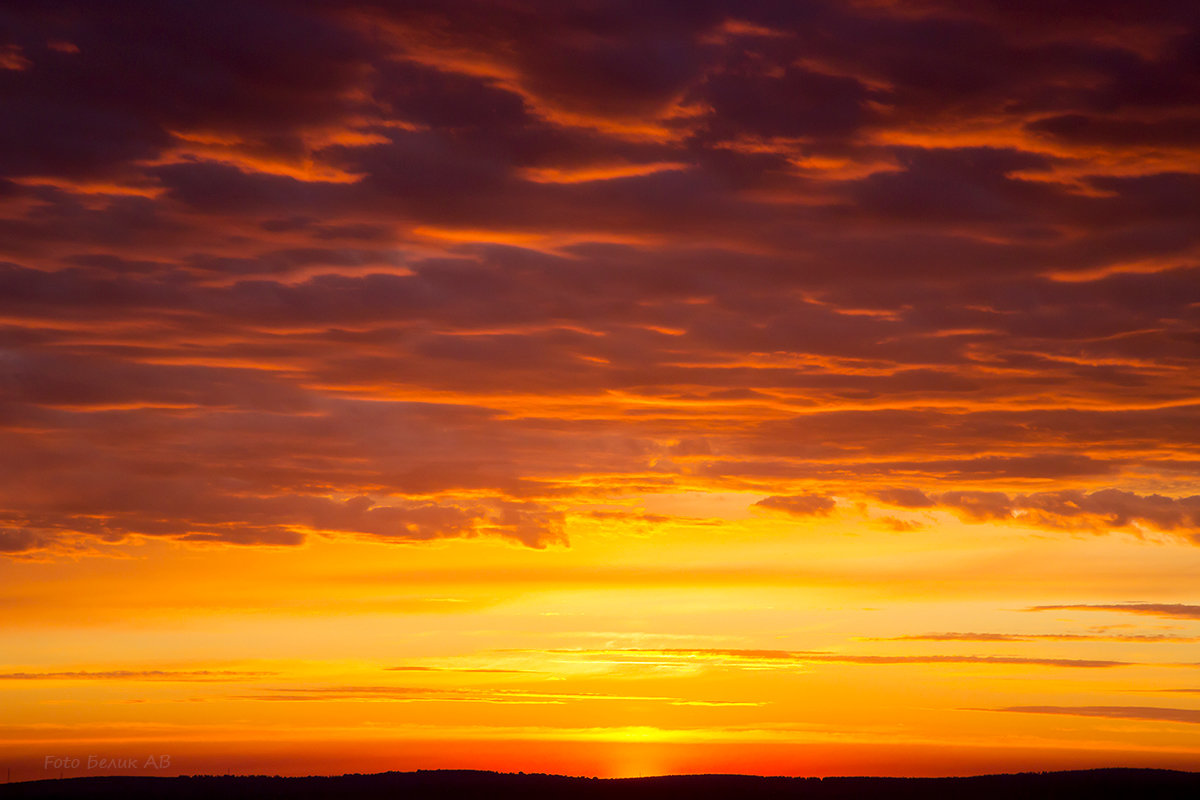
(3, 768, 1199, 800)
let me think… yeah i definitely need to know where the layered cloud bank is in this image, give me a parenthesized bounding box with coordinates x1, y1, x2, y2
(1, 0, 1198, 555)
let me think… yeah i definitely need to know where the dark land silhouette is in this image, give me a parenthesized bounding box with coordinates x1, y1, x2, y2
(3, 769, 1200, 800)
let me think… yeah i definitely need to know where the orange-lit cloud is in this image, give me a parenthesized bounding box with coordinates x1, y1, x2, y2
(998, 706, 1200, 725)
(872, 632, 1200, 643)
(1027, 603, 1200, 620)
(0, 671, 273, 681)
(526, 647, 1135, 670)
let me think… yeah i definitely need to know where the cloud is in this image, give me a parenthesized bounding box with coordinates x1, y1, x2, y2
(809, 654, 1127, 668)
(0, 670, 272, 681)
(385, 666, 538, 674)
(753, 494, 837, 517)
(244, 685, 757, 707)
(868, 488, 1200, 538)
(1026, 603, 1200, 620)
(871, 488, 936, 509)
(997, 706, 1200, 725)
(0, 527, 51, 553)
(0, 2, 370, 181)
(873, 632, 1200, 643)
(0, 443, 569, 553)
(1, 0, 1198, 557)
(533, 648, 1132, 669)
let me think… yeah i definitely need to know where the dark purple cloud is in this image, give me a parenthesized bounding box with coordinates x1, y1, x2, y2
(0, 0, 1196, 554)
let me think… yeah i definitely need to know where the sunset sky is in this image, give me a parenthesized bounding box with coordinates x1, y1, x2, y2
(2, 0, 1200, 781)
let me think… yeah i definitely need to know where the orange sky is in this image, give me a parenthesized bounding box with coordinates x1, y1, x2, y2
(2, 0, 1200, 781)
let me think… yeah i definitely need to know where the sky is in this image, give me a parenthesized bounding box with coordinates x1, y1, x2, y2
(2, 0, 1200, 781)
